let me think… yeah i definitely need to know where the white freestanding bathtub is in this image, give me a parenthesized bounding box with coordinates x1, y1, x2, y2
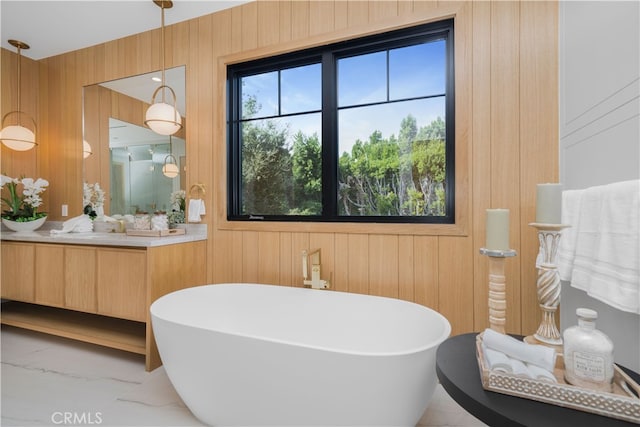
(151, 283, 451, 427)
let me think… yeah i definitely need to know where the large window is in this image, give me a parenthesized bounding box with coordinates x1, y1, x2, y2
(228, 20, 454, 223)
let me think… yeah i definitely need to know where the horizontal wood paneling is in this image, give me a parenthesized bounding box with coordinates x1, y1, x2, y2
(2, 0, 559, 336)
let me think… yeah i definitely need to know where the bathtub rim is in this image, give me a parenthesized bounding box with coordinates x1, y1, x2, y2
(151, 283, 452, 358)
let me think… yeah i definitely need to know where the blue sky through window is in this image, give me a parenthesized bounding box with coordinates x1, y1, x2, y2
(241, 39, 446, 156)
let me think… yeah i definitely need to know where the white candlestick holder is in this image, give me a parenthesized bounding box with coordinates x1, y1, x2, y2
(480, 248, 517, 334)
(525, 223, 570, 349)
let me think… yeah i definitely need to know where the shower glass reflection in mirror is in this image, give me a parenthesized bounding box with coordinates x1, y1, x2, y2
(109, 118, 185, 214)
(82, 66, 186, 216)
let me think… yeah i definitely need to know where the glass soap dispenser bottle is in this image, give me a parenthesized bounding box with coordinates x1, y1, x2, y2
(563, 308, 614, 392)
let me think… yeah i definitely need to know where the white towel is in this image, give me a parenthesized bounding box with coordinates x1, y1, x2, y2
(188, 198, 206, 223)
(557, 189, 584, 279)
(482, 328, 557, 372)
(509, 357, 533, 378)
(526, 363, 558, 383)
(557, 180, 640, 314)
(482, 340, 557, 381)
(50, 214, 94, 234)
(482, 343, 513, 373)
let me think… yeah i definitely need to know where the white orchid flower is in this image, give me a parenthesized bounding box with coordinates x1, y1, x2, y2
(82, 182, 105, 209)
(1, 174, 48, 217)
(34, 178, 49, 189)
(1, 175, 15, 188)
(24, 195, 42, 208)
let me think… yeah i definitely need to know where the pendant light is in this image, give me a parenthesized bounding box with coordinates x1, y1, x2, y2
(83, 140, 93, 158)
(162, 136, 179, 178)
(1, 40, 37, 151)
(144, 0, 182, 136)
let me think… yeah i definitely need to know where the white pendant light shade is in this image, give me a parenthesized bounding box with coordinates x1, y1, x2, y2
(162, 134, 179, 178)
(0, 124, 36, 151)
(162, 161, 179, 178)
(145, 101, 182, 136)
(83, 140, 93, 158)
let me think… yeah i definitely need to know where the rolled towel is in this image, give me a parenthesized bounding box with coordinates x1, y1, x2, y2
(509, 357, 533, 378)
(526, 363, 558, 383)
(483, 328, 557, 372)
(482, 343, 513, 373)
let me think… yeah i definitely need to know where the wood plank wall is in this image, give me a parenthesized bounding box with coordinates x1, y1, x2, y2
(0, 1, 558, 337)
(0, 48, 40, 181)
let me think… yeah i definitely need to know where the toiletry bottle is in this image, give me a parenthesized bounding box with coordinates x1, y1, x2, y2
(563, 308, 614, 392)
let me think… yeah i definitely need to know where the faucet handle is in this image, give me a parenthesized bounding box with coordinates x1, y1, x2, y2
(302, 250, 308, 280)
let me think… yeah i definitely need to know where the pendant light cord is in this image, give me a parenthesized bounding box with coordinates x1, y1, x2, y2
(161, 3, 166, 103)
(16, 45, 22, 125)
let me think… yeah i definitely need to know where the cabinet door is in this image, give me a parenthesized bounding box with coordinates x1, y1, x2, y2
(1, 242, 35, 301)
(35, 244, 64, 306)
(64, 246, 97, 312)
(96, 248, 146, 322)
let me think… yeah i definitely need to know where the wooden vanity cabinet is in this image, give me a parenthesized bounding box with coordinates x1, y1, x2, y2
(1, 242, 35, 302)
(1, 240, 206, 371)
(64, 246, 98, 312)
(35, 244, 65, 307)
(96, 248, 146, 321)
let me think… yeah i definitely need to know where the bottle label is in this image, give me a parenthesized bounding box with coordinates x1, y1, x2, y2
(571, 351, 606, 382)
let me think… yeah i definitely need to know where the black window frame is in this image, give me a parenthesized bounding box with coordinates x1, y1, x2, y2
(227, 19, 455, 224)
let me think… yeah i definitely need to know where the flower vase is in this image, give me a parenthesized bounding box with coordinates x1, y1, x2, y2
(2, 216, 47, 234)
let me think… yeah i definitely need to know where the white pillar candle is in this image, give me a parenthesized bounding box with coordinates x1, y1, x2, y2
(486, 209, 510, 251)
(536, 183, 563, 224)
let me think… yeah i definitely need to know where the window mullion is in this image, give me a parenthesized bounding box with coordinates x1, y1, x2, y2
(386, 50, 390, 102)
(277, 69, 282, 115)
(229, 73, 242, 217)
(321, 51, 337, 218)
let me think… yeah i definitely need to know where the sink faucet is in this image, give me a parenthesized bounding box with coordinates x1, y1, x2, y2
(302, 249, 330, 290)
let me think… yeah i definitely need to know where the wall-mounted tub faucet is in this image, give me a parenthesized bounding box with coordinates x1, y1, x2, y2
(302, 249, 330, 290)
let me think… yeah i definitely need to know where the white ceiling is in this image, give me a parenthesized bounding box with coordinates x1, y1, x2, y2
(0, 0, 252, 60)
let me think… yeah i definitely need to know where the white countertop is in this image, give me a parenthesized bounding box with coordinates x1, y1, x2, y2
(1, 222, 207, 248)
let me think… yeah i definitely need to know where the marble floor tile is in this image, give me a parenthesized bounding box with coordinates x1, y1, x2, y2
(417, 386, 487, 427)
(2, 325, 484, 427)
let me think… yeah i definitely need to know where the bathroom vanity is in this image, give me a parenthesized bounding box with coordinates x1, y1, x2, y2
(0, 225, 207, 371)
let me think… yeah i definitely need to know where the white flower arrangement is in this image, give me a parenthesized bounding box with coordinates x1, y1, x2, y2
(170, 190, 186, 212)
(1, 175, 49, 221)
(83, 182, 105, 219)
(83, 182, 105, 209)
(169, 190, 186, 225)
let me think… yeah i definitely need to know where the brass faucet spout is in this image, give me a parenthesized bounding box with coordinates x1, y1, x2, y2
(301, 248, 330, 290)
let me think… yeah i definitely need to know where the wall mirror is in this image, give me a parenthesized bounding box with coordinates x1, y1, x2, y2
(82, 66, 186, 215)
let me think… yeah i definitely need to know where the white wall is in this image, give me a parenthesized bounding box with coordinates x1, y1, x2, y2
(559, 1, 639, 371)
